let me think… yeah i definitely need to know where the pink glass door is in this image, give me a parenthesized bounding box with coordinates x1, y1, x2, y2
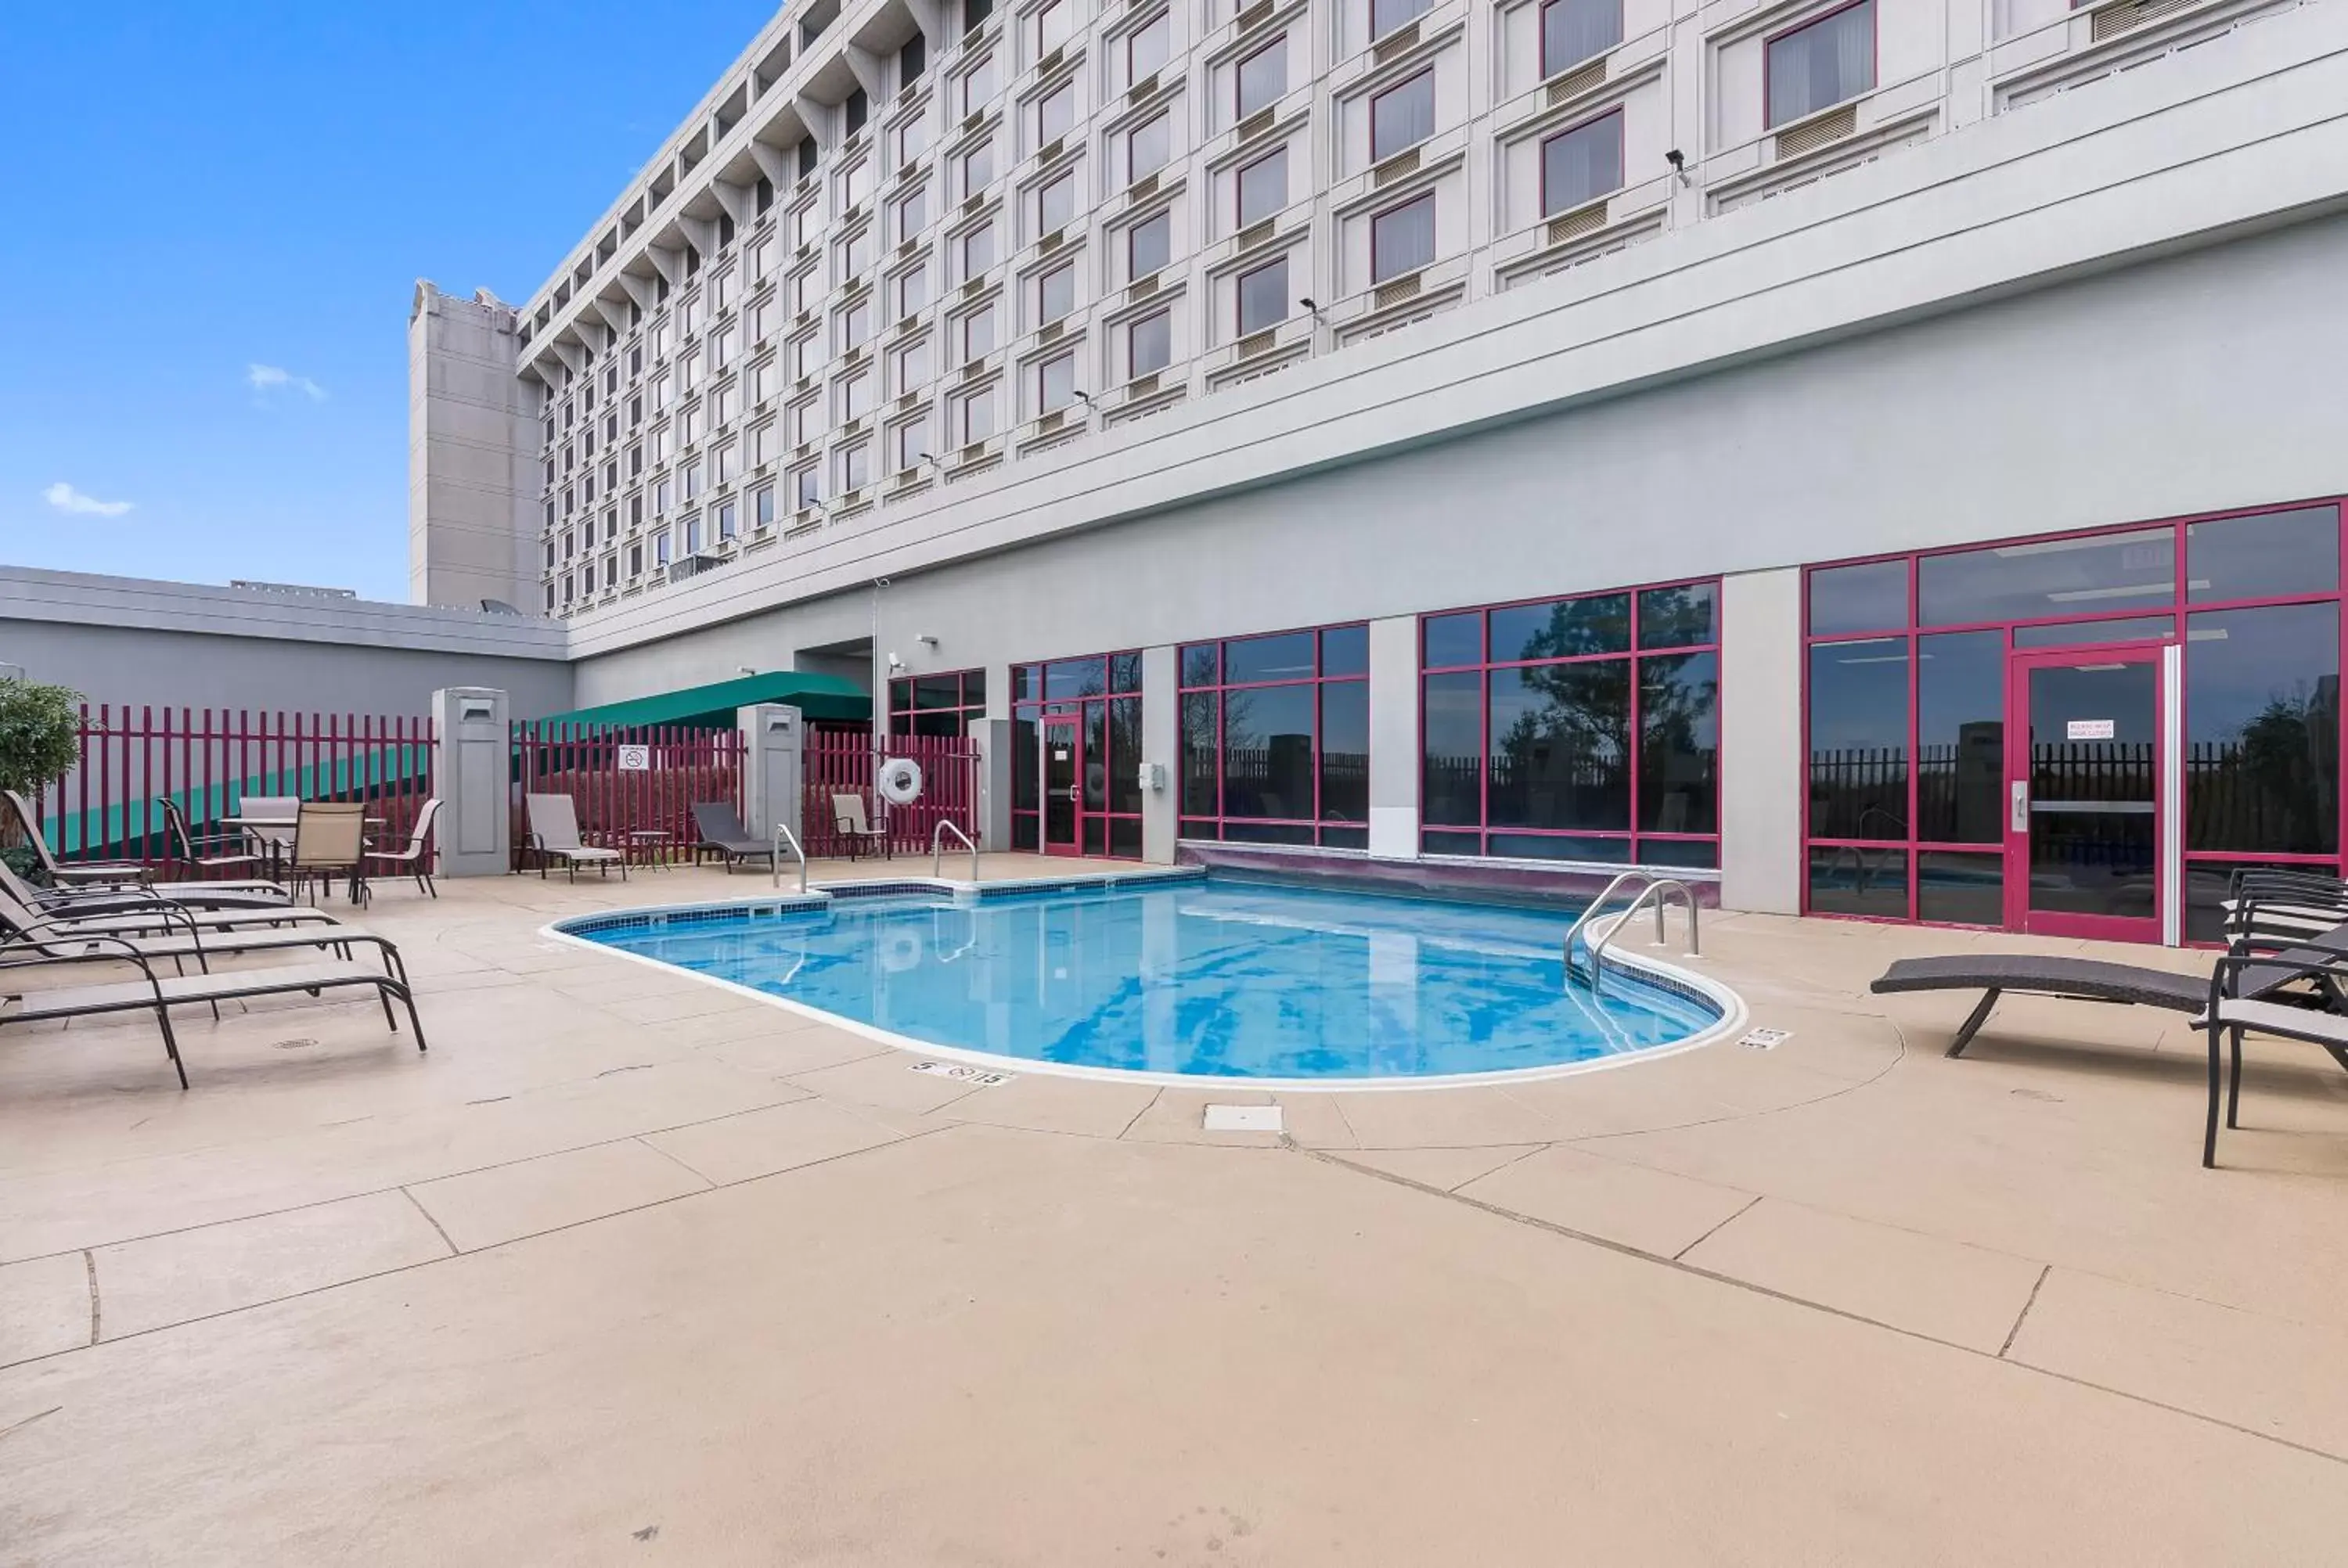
(2004, 646, 2165, 941)
(1041, 714, 1082, 857)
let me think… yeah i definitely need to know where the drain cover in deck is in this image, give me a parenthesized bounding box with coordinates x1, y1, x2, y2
(1203, 1104, 1283, 1132)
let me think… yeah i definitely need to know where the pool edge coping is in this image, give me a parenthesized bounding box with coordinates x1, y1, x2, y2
(537, 872, 1750, 1095)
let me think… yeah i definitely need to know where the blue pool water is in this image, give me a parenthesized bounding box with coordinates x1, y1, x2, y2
(567, 877, 1722, 1084)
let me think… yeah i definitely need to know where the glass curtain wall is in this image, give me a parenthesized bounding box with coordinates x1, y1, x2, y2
(1420, 578, 1721, 867)
(1179, 624, 1370, 847)
(1010, 652, 1146, 857)
(888, 668, 987, 737)
(1802, 502, 2344, 934)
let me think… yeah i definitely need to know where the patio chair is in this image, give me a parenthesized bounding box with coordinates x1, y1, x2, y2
(234, 794, 302, 879)
(288, 802, 371, 906)
(2194, 948, 2348, 1167)
(830, 793, 890, 861)
(363, 799, 441, 897)
(690, 801, 777, 873)
(0, 937, 426, 1091)
(524, 793, 627, 881)
(0, 788, 154, 889)
(159, 798, 275, 886)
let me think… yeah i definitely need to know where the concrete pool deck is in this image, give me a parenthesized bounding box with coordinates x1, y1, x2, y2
(2, 857, 2345, 1562)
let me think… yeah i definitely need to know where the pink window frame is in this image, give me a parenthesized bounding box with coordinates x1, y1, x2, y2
(1233, 146, 1287, 229)
(1235, 34, 1287, 120)
(1762, 0, 1877, 131)
(1235, 254, 1288, 336)
(1369, 68, 1435, 165)
(1416, 574, 1725, 868)
(1799, 497, 2348, 936)
(1011, 652, 1149, 858)
(890, 667, 989, 738)
(1538, 0, 1622, 80)
(1369, 192, 1435, 286)
(1176, 621, 1372, 847)
(1539, 107, 1624, 218)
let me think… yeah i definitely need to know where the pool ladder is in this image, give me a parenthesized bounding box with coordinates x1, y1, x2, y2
(769, 822, 808, 894)
(1563, 871, 1700, 995)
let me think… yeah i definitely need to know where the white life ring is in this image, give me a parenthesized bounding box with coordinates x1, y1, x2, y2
(879, 927, 924, 973)
(877, 756, 924, 805)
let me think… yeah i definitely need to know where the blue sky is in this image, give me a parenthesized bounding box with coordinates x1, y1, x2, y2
(0, 2, 774, 602)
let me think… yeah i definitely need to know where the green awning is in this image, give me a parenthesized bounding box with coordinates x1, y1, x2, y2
(528, 670, 871, 732)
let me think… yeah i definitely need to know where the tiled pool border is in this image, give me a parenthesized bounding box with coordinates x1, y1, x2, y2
(542, 867, 1748, 1093)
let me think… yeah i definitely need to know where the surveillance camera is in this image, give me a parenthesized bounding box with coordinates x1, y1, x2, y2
(1665, 149, 1684, 170)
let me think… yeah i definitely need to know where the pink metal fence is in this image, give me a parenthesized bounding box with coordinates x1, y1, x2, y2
(20, 707, 436, 869)
(512, 722, 747, 869)
(803, 728, 981, 858)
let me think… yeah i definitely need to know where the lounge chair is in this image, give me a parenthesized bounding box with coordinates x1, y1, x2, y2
(0, 883, 341, 944)
(0, 858, 294, 920)
(2195, 949, 2348, 1167)
(524, 793, 627, 881)
(0, 788, 154, 888)
(364, 798, 441, 897)
(830, 793, 890, 861)
(0, 939, 425, 1090)
(2, 890, 409, 984)
(690, 801, 776, 873)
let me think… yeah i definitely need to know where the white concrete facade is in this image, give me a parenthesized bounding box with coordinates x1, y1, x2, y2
(398, 0, 2348, 919)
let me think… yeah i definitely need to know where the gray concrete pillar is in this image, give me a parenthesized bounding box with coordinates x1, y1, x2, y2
(737, 704, 805, 848)
(1719, 568, 1804, 915)
(1367, 615, 1419, 861)
(1140, 645, 1178, 864)
(430, 687, 511, 877)
(970, 717, 1014, 850)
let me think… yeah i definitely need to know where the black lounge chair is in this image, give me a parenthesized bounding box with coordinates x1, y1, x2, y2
(0, 940, 426, 1090)
(2195, 949, 2348, 1166)
(690, 802, 777, 873)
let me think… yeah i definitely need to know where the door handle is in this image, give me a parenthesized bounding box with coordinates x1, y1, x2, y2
(2010, 780, 2029, 833)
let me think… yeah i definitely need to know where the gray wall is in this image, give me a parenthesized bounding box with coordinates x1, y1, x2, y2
(0, 620, 572, 720)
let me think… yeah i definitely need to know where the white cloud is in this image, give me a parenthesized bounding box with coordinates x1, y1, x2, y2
(42, 482, 133, 518)
(247, 362, 327, 401)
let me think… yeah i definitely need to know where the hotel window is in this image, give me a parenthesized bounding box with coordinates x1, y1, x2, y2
(890, 668, 989, 738)
(1010, 651, 1147, 856)
(962, 140, 996, 197)
(838, 443, 871, 491)
(1422, 578, 1721, 867)
(684, 462, 704, 500)
(1370, 70, 1434, 164)
(1035, 351, 1077, 413)
(1035, 170, 1076, 236)
(1035, 261, 1075, 325)
(1129, 310, 1171, 376)
(654, 530, 672, 566)
(960, 302, 999, 361)
(1543, 110, 1623, 215)
(791, 397, 821, 445)
(902, 32, 926, 85)
(1035, 0, 1072, 53)
(682, 405, 703, 445)
(1129, 210, 1171, 278)
(604, 555, 618, 589)
(792, 333, 820, 379)
(753, 485, 776, 529)
(794, 266, 821, 311)
(684, 514, 704, 554)
(793, 466, 821, 508)
(898, 263, 931, 317)
(846, 88, 870, 135)
(717, 500, 738, 539)
(899, 113, 930, 165)
(841, 159, 872, 208)
(1767, 1, 1874, 128)
(1372, 0, 1432, 41)
(841, 299, 873, 349)
(1129, 11, 1170, 81)
(714, 268, 734, 312)
(962, 54, 997, 114)
(754, 421, 778, 466)
(840, 369, 873, 420)
(1129, 113, 1170, 179)
(1237, 148, 1286, 228)
(655, 478, 672, 514)
(1237, 36, 1285, 120)
(956, 386, 996, 443)
(892, 415, 931, 473)
(841, 226, 873, 279)
(715, 442, 737, 483)
(1371, 194, 1435, 285)
(1181, 624, 1370, 847)
(1541, 0, 1621, 77)
(1036, 81, 1075, 146)
(896, 336, 933, 387)
(713, 383, 736, 423)
(962, 219, 997, 279)
(628, 542, 643, 575)
(898, 185, 928, 241)
(1237, 256, 1288, 336)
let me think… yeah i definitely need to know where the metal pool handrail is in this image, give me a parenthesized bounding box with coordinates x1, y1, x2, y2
(1561, 870, 1651, 976)
(1579, 879, 1701, 997)
(771, 822, 808, 893)
(932, 819, 978, 882)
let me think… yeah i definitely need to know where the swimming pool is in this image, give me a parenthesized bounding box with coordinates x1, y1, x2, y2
(557, 876, 1734, 1088)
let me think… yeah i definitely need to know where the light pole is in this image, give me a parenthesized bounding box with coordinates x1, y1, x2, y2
(870, 574, 891, 822)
